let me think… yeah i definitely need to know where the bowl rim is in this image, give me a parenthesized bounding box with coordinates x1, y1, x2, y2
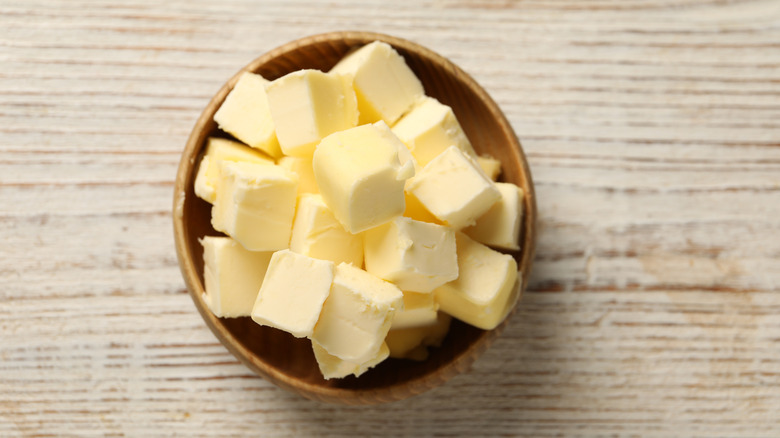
(173, 30, 537, 404)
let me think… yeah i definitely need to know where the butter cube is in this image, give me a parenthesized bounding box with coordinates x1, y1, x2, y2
(464, 182, 524, 251)
(313, 121, 415, 234)
(211, 162, 298, 251)
(194, 137, 275, 204)
(251, 250, 334, 338)
(265, 69, 358, 157)
(386, 312, 452, 361)
(312, 263, 403, 363)
(407, 145, 500, 229)
(312, 341, 389, 380)
(434, 233, 520, 330)
(331, 41, 424, 126)
(364, 216, 458, 293)
(402, 191, 441, 224)
(278, 156, 318, 196)
(391, 96, 477, 167)
(213, 72, 282, 158)
(201, 236, 273, 318)
(477, 155, 502, 181)
(391, 291, 439, 330)
(289, 194, 363, 267)
(194, 155, 213, 202)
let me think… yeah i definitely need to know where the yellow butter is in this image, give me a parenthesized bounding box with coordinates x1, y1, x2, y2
(194, 155, 212, 202)
(251, 250, 334, 338)
(200, 236, 273, 318)
(265, 69, 358, 157)
(313, 121, 415, 234)
(312, 341, 389, 380)
(278, 156, 319, 196)
(434, 233, 520, 330)
(391, 291, 439, 330)
(477, 155, 502, 181)
(406, 145, 500, 229)
(213, 72, 282, 158)
(331, 41, 424, 125)
(289, 193, 363, 267)
(391, 96, 477, 167)
(464, 182, 524, 251)
(402, 191, 441, 224)
(312, 263, 403, 363)
(193, 137, 275, 204)
(211, 161, 298, 251)
(364, 216, 458, 293)
(386, 312, 452, 361)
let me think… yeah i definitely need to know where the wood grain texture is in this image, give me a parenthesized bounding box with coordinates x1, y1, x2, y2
(2, 0, 779, 435)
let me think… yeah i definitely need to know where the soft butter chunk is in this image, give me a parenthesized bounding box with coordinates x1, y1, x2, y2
(391, 291, 439, 330)
(464, 182, 524, 251)
(213, 72, 282, 158)
(406, 145, 500, 229)
(265, 69, 358, 157)
(312, 341, 389, 380)
(434, 233, 520, 330)
(194, 137, 275, 204)
(289, 193, 363, 267)
(201, 236, 273, 318)
(331, 41, 424, 126)
(391, 96, 477, 167)
(313, 121, 415, 234)
(211, 162, 298, 251)
(477, 155, 502, 181)
(312, 263, 403, 363)
(385, 312, 452, 361)
(402, 191, 441, 224)
(278, 156, 319, 196)
(364, 216, 458, 293)
(251, 250, 334, 338)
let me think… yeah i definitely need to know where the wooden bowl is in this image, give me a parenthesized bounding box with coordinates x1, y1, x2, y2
(173, 31, 537, 405)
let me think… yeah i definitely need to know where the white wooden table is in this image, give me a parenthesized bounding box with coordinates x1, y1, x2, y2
(3, 0, 779, 436)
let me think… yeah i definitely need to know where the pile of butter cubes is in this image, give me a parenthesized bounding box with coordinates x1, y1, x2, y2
(194, 41, 524, 379)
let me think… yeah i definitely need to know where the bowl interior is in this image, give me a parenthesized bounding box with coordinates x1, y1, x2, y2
(174, 31, 536, 404)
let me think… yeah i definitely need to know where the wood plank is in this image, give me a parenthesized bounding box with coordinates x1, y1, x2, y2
(1, 0, 778, 435)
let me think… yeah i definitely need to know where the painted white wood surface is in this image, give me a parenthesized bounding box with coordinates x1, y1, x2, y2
(2, 0, 779, 436)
